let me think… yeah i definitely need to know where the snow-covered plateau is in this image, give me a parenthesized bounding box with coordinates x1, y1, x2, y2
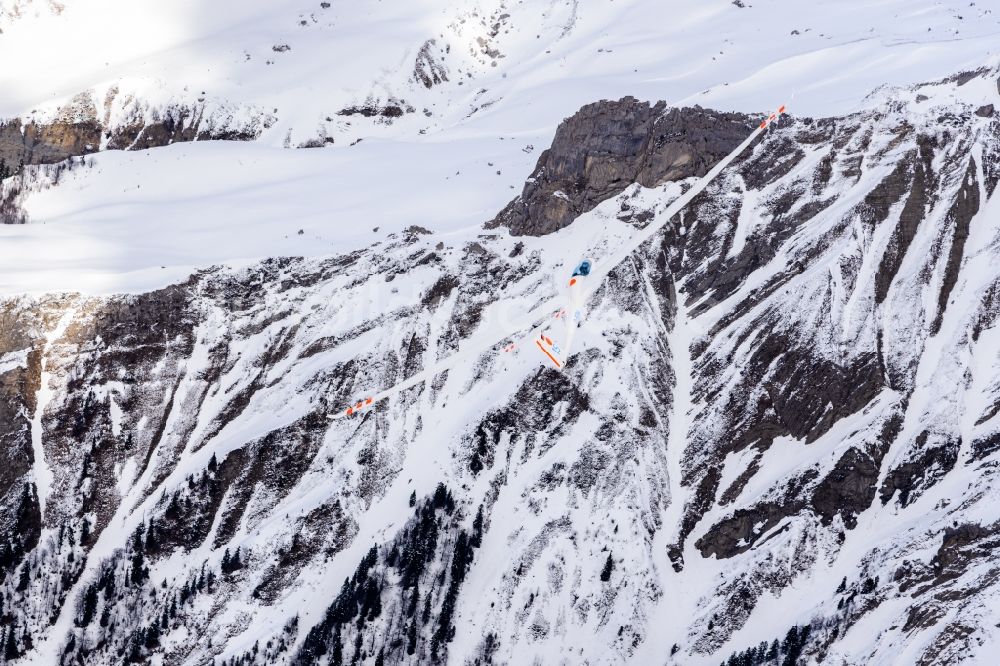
(1, 1, 1000, 665)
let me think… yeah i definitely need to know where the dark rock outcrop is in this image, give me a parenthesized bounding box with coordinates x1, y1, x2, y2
(0, 305, 44, 572)
(695, 469, 816, 559)
(413, 39, 449, 89)
(811, 447, 881, 529)
(0, 92, 273, 179)
(879, 431, 960, 507)
(875, 138, 933, 304)
(931, 158, 980, 334)
(715, 337, 883, 454)
(931, 523, 995, 581)
(489, 98, 756, 236)
(338, 99, 413, 119)
(0, 116, 101, 172)
(894, 521, 1000, 648)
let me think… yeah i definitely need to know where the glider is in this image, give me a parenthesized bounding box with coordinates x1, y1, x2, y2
(335, 104, 787, 419)
(534, 257, 592, 369)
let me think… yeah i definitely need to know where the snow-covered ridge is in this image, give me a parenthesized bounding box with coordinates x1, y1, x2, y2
(3, 0, 1000, 662)
(1, 65, 999, 664)
(3, 0, 1000, 294)
(0, 79, 275, 171)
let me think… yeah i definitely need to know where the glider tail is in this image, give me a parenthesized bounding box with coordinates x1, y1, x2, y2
(534, 329, 569, 370)
(534, 305, 581, 371)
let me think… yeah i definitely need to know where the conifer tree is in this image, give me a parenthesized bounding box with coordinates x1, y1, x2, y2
(407, 616, 417, 655)
(145, 622, 160, 649)
(231, 547, 242, 571)
(331, 624, 343, 666)
(79, 583, 99, 626)
(433, 484, 448, 509)
(471, 505, 484, 548)
(4, 629, 19, 660)
(600, 553, 614, 582)
(407, 584, 420, 618)
(130, 547, 146, 585)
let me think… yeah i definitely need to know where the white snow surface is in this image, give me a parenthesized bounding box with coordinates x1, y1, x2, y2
(10, 87, 1000, 665)
(5, 3, 1000, 666)
(2, 0, 1000, 292)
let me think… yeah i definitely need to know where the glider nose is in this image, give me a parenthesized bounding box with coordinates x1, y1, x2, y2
(571, 258, 594, 279)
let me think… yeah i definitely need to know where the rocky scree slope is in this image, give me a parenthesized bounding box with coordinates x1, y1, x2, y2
(1, 69, 1000, 665)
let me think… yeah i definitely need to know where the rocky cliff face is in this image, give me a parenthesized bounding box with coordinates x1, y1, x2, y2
(2, 68, 1000, 665)
(0, 88, 275, 183)
(490, 98, 756, 236)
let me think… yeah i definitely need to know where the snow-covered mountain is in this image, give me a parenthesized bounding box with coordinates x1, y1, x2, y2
(2, 1, 1000, 665)
(3, 0, 1000, 291)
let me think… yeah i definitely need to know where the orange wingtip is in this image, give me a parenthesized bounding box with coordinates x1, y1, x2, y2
(535, 339, 562, 369)
(569, 278, 577, 286)
(778, 104, 786, 114)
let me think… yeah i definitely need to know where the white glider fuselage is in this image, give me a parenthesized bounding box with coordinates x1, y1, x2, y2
(534, 258, 593, 369)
